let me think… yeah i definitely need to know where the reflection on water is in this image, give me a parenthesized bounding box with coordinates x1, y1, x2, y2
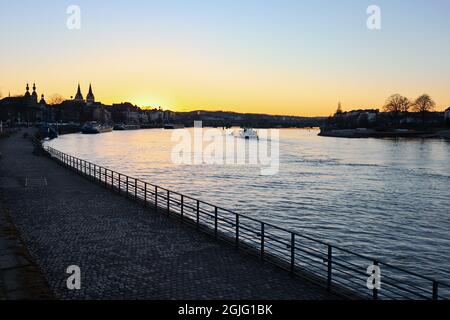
(46, 128, 450, 282)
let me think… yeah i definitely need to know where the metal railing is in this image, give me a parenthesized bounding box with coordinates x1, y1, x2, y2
(45, 146, 450, 300)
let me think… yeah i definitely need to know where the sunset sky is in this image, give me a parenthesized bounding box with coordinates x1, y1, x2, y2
(1, 0, 449, 116)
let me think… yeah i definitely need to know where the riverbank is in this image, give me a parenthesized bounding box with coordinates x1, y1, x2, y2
(0, 129, 336, 299)
(318, 128, 450, 139)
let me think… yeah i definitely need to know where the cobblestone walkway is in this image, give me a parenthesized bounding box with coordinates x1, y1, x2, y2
(0, 204, 52, 299)
(0, 130, 337, 299)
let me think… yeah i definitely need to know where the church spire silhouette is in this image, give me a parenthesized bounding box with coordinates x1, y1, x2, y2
(32, 83, 38, 99)
(24, 83, 31, 98)
(86, 83, 95, 104)
(74, 83, 84, 102)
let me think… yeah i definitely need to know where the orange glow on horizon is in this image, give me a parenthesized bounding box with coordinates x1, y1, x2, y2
(2, 80, 449, 118)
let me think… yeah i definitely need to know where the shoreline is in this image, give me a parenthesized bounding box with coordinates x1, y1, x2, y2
(318, 128, 450, 139)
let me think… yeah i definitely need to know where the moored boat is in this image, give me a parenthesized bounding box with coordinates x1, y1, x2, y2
(113, 123, 141, 130)
(164, 124, 185, 129)
(82, 121, 113, 134)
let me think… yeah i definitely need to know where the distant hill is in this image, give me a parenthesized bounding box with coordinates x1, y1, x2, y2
(172, 110, 326, 128)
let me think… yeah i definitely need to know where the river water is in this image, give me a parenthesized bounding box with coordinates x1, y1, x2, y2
(45, 128, 450, 284)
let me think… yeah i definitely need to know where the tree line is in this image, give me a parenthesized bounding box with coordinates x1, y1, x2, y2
(383, 94, 436, 123)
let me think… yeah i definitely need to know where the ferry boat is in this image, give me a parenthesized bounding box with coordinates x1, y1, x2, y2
(113, 123, 141, 131)
(81, 122, 113, 134)
(236, 128, 259, 140)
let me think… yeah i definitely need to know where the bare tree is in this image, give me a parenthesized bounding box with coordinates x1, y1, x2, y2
(383, 94, 410, 113)
(383, 94, 410, 126)
(48, 94, 65, 105)
(413, 94, 435, 125)
(413, 94, 435, 113)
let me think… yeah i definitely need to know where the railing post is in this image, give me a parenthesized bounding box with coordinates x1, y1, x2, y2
(373, 261, 379, 300)
(89, 162, 92, 178)
(433, 281, 439, 300)
(111, 171, 114, 190)
(155, 186, 158, 212)
(327, 245, 332, 291)
(214, 207, 218, 238)
(118, 174, 121, 195)
(135, 179, 138, 200)
(196, 200, 200, 228)
(126, 176, 129, 197)
(181, 195, 184, 218)
(290, 233, 295, 273)
(235, 214, 239, 249)
(104, 168, 108, 187)
(144, 183, 147, 207)
(167, 190, 170, 214)
(260, 222, 265, 260)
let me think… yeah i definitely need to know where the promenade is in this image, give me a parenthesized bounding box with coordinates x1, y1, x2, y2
(0, 130, 337, 299)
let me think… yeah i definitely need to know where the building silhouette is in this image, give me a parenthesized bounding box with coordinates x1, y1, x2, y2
(0, 83, 47, 123)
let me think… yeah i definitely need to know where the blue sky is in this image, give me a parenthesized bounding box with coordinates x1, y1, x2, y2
(1, 0, 449, 115)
